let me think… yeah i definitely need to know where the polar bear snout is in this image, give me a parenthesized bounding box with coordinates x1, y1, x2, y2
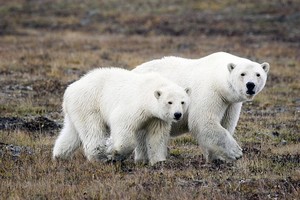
(246, 82, 255, 95)
(246, 82, 255, 90)
(174, 112, 182, 120)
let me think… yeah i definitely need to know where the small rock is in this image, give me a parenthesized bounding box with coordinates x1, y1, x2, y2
(6, 145, 22, 157)
(280, 139, 287, 145)
(4, 144, 34, 157)
(272, 131, 280, 137)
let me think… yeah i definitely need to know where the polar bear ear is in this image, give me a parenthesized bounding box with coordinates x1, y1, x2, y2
(261, 62, 270, 73)
(154, 90, 161, 99)
(227, 63, 236, 72)
(185, 87, 191, 95)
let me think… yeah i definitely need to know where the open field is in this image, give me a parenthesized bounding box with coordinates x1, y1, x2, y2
(0, 0, 299, 199)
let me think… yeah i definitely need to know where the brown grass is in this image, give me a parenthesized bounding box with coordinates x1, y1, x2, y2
(0, 0, 299, 199)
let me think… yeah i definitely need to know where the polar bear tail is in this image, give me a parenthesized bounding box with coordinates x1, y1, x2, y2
(52, 115, 81, 159)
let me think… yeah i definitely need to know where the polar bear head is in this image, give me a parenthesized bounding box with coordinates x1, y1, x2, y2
(154, 86, 190, 122)
(227, 61, 270, 101)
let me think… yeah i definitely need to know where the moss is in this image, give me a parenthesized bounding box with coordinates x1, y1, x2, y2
(172, 135, 198, 146)
(170, 149, 182, 156)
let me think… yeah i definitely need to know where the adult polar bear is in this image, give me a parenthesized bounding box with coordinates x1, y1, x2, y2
(53, 68, 190, 165)
(133, 52, 270, 162)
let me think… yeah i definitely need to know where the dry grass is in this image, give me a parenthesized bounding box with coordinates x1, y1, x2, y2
(1, 130, 299, 199)
(0, 0, 299, 199)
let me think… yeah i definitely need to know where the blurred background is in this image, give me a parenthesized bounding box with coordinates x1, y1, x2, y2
(1, 0, 299, 70)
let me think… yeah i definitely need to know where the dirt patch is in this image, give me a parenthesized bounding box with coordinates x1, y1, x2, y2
(0, 116, 61, 133)
(271, 154, 300, 164)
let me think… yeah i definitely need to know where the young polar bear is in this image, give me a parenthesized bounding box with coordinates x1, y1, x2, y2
(133, 52, 270, 162)
(52, 67, 190, 165)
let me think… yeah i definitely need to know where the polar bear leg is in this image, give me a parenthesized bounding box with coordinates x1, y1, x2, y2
(190, 117, 243, 162)
(221, 103, 242, 135)
(80, 129, 108, 161)
(73, 114, 109, 161)
(146, 120, 171, 165)
(53, 115, 81, 159)
(134, 130, 149, 164)
(108, 125, 136, 161)
(80, 133, 107, 161)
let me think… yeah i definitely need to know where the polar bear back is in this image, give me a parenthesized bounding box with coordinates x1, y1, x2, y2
(63, 67, 187, 123)
(134, 52, 263, 95)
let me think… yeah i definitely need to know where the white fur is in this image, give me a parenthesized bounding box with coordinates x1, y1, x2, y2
(52, 67, 190, 165)
(133, 52, 270, 162)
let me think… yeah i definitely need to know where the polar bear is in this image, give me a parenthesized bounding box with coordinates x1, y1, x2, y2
(133, 52, 270, 162)
(52, 67, 190, 165)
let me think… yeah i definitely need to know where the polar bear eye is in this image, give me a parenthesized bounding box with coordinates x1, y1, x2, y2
(181, 101, 185, 105)
(256, 73, 261, 77)
(168, 101, 173, 105)
(241, 73, 246, 77)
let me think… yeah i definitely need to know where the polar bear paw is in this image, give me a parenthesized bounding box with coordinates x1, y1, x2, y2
(206, 134, 243, 162)
(221, 134, 243, 161)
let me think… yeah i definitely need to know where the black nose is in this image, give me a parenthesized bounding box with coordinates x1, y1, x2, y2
(174, 112, 182, 120)
(246, 82, 255, 90)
